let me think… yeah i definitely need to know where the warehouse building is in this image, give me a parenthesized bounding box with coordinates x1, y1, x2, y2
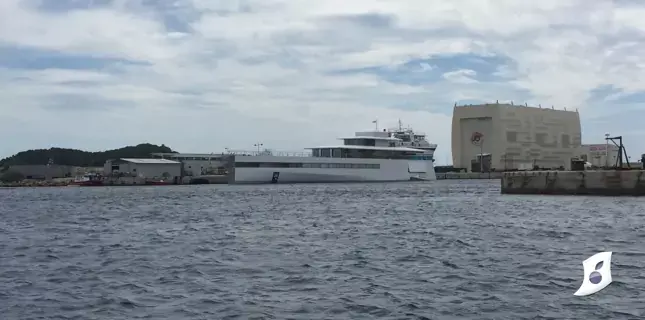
(104, 158, 181, 180)
(451, 103, 582, 171)
(6, 164, 74, 180)
(151, 153, 228, 176)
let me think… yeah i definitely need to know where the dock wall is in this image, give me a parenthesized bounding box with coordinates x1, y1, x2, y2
(501, 170, 645, 196)
(437, 172, 503, 180)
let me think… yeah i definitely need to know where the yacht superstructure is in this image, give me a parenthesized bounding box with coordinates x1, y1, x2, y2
(388, 120, 437, 156)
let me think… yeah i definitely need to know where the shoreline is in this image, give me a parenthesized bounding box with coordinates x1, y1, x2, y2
(0, 182, 178, 188)
(1, 173, 503, 188)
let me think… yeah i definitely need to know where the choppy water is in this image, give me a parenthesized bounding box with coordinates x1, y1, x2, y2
(1, 180, 645, 319)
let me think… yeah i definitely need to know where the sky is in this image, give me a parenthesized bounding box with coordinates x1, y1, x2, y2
(1, 0, 645, 165)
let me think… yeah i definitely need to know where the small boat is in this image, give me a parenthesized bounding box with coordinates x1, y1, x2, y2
(70, 173, 104, 186)
(144, 179, 172, 185)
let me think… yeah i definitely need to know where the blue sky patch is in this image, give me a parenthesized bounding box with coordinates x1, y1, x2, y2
(329, 53, 514, 86)
(607, 91, 645, 104)
(321, 13, 397, 29)
(587, 85, 622, 102)
(30, 0, 196, 33)
(583, 106, 645, 145)
(139, 0, 200, 33)
(586, 84, 645, 117)
(0, 46, 148, 71)
(29, 0, 114, 12)
(40, 93, 136, 112)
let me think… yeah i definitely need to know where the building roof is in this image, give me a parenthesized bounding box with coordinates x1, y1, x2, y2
(455, 102, 578, 113)
(151, 153, 224, 158)
(119, 158, 181, 164)
(305, 145, 426, 152)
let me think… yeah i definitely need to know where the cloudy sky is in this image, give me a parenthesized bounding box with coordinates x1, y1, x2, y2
(1, 0, 645, 164)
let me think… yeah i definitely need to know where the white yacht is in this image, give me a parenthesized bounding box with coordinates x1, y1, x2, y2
(228, 122, 438, 184)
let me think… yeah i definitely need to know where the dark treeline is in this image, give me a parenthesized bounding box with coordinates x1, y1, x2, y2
(0, 143, 176, 170)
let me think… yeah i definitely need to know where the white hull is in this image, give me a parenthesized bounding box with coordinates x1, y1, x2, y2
(231, 155, 436, 184)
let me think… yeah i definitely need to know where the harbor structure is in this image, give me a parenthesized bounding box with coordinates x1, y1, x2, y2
(4, 120, 439, 186)
(501, 135, 645, 196)
(6, 164, 74, 180)
(151, 153, 228, 176)
(501, 170, 645, 196)
(451, 102, 581, 172)
(577, 144, 620, 168)
(103, 158, 181, 181)
(152, 122, 437, 184)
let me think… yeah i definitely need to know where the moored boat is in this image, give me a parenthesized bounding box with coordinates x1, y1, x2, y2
(70, 173, 104, 186)
(144, 179, 172, 185)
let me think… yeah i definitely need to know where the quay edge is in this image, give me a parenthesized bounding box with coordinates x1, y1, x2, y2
(501, 170, 645, 196)
(436, 172, 502, 180)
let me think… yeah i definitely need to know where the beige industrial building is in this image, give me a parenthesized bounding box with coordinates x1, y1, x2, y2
(451, 103, 582, 171)
(104, 158, 181, 180)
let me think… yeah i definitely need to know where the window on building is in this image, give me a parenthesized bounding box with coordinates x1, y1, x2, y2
(535, 133, 547, 145)
(506, 131, 517, 142)
(561, 134, 570, 148)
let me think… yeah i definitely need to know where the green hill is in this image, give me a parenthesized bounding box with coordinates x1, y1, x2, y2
(0, 143, 176, 170)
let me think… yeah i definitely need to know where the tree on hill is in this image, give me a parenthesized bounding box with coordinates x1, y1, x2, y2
(0, 170, 24, 182)
(0, 143, 176, 170)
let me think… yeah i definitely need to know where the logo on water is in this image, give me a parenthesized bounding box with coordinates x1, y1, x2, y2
(574, 251, 613, 296)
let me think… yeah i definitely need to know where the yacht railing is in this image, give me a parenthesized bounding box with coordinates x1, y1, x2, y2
(224, 150, 313, 157)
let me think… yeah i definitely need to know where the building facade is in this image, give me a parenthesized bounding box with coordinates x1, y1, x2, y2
(104, 158, 181, 179)
(7, 165, 74, 180)
(451, 103, 582, 171)
(577, 144, 620, 167)
(151, 153, 228, 176)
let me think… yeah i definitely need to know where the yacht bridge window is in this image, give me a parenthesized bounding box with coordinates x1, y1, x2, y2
(235, 162, 380, 169)
(398, 135, 411, 142)
(310, 147, 426, 160)
(343, 139, 377, 146)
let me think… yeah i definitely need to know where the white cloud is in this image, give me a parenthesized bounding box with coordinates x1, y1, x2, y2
(1, 0, 645, 163)
(442, 69, 478, 84)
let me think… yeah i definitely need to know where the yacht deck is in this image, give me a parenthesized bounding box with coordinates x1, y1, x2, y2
(337, 136, 401, 141)
(306, 145, 426, 152)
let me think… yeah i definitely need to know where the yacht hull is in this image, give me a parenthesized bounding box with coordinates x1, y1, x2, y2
(231, 155, 436, 184)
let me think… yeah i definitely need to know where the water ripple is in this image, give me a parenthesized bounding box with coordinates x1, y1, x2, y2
(1, 180, 645, 319)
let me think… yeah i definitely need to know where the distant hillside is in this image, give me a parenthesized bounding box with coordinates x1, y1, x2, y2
(0, 143, 176, 170)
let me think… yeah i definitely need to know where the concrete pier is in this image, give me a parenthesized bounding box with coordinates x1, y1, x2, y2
(501, 170, 645, 196)
(437, 172, 502, 180)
